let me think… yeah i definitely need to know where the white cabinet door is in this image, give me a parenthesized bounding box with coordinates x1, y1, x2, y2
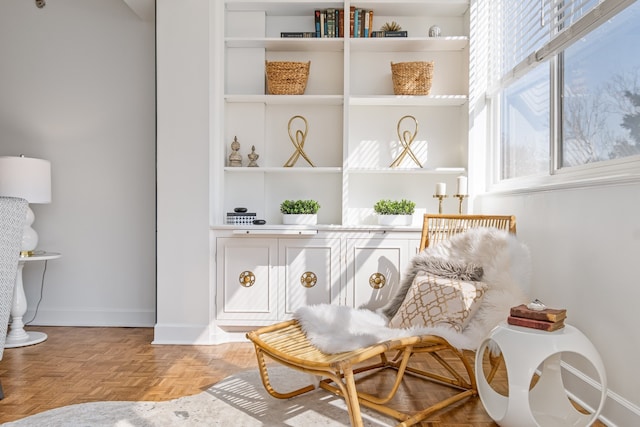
(216, 237, 278, 321)
(279, 237, 342, 317)
(345, 238, 410, 311)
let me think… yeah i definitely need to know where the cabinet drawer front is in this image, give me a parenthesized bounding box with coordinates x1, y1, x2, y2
(217, 238, 278, 320)
(280, 238, 342, 316)
(346, 239, 409, 311)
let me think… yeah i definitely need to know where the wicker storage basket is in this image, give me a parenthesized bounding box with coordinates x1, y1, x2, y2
(265, 61, 311, 95)
(391, 61, 434, 95)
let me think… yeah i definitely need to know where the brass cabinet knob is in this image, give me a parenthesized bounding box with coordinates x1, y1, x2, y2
(239, 271, 256, 287)
(369, 272, 386, 289)
(300, 271, 317, 288)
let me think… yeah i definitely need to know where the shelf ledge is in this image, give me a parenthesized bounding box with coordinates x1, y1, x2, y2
(224, 166, 343, 173)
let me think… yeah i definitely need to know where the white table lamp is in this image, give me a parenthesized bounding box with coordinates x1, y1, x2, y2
(0, 155, 51, 256)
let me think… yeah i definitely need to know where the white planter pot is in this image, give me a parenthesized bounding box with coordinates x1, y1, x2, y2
(282, 214, 318, 225)
(377, 214, 413, 226)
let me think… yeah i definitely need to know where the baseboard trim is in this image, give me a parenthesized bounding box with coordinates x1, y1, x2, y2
(24, 308, 155, 327)
(562, 360, 640, 427)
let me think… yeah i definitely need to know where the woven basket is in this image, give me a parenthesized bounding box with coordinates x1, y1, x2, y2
(391, 61, 434, 95)
(265, 61, 311, 95)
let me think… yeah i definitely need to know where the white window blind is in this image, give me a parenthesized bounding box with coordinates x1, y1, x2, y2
(494, 0, 635, 91)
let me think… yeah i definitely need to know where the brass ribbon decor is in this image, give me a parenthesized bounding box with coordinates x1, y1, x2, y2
(390, 115, 422, 168)
(284, 115, 315, 167)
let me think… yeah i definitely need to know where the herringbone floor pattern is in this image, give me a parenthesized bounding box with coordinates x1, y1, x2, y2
(0, 326, 605, 426)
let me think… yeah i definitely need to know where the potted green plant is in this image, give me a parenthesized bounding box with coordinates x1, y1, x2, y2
(373, 199, 415, 226)
(280, 199, 320, 225)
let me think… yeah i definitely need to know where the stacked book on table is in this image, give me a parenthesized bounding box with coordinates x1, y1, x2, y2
(507, 304, 567, 331)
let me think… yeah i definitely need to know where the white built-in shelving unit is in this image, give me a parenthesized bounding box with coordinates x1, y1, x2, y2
(212, 0, 470, 327)
(217, 0, 470, 228)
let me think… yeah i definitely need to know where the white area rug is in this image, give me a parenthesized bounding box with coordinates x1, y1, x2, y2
(3, 367, 396, 426)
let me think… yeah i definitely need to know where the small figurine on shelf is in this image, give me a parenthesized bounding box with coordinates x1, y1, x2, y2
(247, 145, 259, 167)
(228, 136, 242, 167)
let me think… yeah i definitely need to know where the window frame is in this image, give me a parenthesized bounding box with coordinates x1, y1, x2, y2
(486, 0, 640, 195)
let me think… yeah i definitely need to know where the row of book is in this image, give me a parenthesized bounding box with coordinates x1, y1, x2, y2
(280, 8, 408, 39)
(507, 303, 567, 331)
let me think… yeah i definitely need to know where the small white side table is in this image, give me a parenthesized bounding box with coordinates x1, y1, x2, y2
(475, 322, 607, 427)
(5, 252, 61, 348)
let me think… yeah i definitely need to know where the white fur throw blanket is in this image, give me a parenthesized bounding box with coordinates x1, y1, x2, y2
(294, 227, 530, 354)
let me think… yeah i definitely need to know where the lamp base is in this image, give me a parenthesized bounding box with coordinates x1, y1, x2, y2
(20, 250, 35, 257)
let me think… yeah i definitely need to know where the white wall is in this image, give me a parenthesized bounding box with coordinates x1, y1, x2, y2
(472, 162, 640, 425)
(0, 0, 156, 326)
(154, 0, 212, 344)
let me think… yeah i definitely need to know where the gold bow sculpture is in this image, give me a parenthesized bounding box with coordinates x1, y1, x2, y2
(284, 115, 315, 167)
(390, 115, 422, 168)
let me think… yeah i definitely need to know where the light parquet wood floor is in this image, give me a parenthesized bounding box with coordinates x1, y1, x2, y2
(0, 326, 605, 426)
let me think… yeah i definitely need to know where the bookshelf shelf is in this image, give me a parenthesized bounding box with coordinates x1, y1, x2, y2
(225, 94, 344, 105)
(226, 37, 344, 52)
(349, 37, 468, 52)
(349, 95, 467, 106)
(224, 167, 343, 173)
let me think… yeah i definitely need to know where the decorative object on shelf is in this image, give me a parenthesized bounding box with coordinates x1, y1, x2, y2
(428, 25, 441, 37)
(380, 21, 402, 32)
(226, 211, 257, 225)
(0, 155, 52, 256)
(433, 182, 447, 214)
(391, 61, 434, 95)
(284, 115, 315, 167)
(228, 136, 242, 167)
(453, 175, 468, 214)
(374, 199, 415, 226)
(390, 115, 422, 168)
(280, 199, 320, 225)
(265, 61, 311, 95)
(247, 145, 259, 167)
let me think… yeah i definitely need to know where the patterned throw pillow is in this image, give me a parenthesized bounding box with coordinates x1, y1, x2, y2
(388, 274, 487, 332)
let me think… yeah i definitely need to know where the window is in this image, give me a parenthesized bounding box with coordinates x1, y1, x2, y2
(561, 3, 640, 167)
(491, 0, 640, 182)
(501, 64, 549, 179)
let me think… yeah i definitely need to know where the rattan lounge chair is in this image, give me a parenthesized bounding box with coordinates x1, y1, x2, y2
(246, 214, 516, 427)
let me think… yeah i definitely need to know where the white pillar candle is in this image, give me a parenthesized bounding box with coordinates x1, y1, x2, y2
(435, 182, 446, 196)
(456, 175, 468, 195)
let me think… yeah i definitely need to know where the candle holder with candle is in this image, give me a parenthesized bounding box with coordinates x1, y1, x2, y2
(453, 175, 468, 214)
(433, 182, 447, 214)
(453, 194, 468, 214)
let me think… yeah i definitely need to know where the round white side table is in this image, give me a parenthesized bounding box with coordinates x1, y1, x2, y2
(5, 252, 61, 348)
(475, 322, 607, 427)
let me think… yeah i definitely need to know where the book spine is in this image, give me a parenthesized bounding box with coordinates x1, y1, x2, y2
(338, 9, 344, 38)
(364, 9, 369, 37)
(327, 8, 334, 38)
(335, 9, 339, 37)
(353, 9, 359, 38)
(510, 305, 567, 322)
(507, 316, 565, 331)
(280, 32, 316, 38)
(359, 9, 365, 37)
(349, 6, 355, 38)
(384, 31, 408, 38)
(320, 10, 325, 37)
(314, 10, 321, 38)
(368, 10, 374, 37)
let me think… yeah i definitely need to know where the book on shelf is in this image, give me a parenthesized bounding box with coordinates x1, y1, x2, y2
(313, 8, 343, 38)
(371, 30, 408, 38)
(314, 10, 321, 38)
(507, 315, 565, 332)
(510, 304, 567, 323)
(280, 32, 316, 38)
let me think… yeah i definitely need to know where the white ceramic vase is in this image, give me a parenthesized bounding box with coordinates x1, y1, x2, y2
(377, 214, 413, 226)
(282, 214, 318, 225)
